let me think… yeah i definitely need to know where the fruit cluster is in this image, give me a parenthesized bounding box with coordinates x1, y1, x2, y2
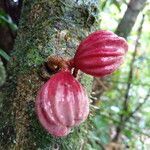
(35, 30, 128, 137)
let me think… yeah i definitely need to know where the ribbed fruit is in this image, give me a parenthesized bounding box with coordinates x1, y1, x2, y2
(70, 30, 128, 77)
(36, 70, 89, 137)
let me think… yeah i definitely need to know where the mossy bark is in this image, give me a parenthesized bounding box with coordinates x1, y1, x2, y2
(0, 0, 99, 149)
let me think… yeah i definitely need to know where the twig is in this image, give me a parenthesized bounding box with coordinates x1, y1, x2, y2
(113, 14, 145, 142)
(124, 89, 150, 122)
(105, 79, 150, 87)
(87, 138, 105, 150)
(99, 113, 150, 138)
(95, 77, 108, 91)
(124, 15, 145, 113)
(95, 140, 105, 150)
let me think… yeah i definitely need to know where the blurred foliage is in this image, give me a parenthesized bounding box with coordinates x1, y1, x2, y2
(85, 0, 150, 149)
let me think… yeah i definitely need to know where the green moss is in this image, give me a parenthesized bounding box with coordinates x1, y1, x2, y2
(81, 74, 93, 95)
(0, 0, 99, 149)
(26, 48, 44, 66)
(10, 0, 99, 74)
(0, 82, 16, 148)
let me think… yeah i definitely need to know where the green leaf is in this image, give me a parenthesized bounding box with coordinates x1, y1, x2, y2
(0, 49, 10, 61)
(101, 0, 108, 10)
(123, 129, 132, 139)
(111, 0, 121, 11)
(0, 11, 18, 31)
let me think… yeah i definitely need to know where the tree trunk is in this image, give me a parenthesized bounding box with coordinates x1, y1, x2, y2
(115, 0, 147, 38)
(0, 0, 98, 149)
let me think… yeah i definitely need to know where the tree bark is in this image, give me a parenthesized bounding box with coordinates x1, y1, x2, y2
(0, 0, 98, 149)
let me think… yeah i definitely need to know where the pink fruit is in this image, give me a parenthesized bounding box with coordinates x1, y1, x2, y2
(35, 70, 89, 137)
(70, 30, 128, 77)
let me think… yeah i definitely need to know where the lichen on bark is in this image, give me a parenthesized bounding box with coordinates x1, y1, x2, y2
(0, 0, 99, 149)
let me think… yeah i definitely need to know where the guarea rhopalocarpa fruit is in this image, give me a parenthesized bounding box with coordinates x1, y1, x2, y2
(70, 30, 128, 77)
(36, 70, 89, 137)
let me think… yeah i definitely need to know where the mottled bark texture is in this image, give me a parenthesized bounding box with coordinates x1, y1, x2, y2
(0, 0, 99, 149)
(116, 0, 147, 38)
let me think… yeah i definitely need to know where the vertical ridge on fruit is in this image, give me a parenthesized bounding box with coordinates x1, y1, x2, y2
(71, 30, 128, 77)
(35, 70, 89, 137)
